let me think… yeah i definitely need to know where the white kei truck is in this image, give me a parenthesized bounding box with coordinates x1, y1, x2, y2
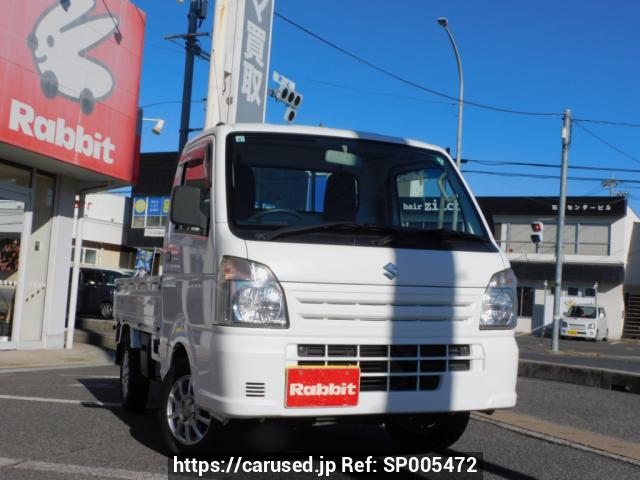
(114, 123, 519, 453)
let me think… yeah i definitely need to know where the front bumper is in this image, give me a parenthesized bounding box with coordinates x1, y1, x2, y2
(194, 330, 518, 419)
(561, 327, 597, 339)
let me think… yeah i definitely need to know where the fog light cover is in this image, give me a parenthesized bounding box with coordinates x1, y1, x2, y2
(480, 269, 517, 330)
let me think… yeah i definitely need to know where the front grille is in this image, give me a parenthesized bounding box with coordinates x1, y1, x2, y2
(327, 345, 357, 357)
(295, 344, 472, 392)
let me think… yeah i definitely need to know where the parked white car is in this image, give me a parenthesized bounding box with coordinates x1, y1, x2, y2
(561, 305, 608, 341)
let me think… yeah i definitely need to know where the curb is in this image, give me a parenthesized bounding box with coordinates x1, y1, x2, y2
(518, 359, 640, 394)
(0, 360, 115, 374)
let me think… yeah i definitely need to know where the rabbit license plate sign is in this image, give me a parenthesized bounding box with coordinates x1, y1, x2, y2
(285, 367, 360, 408)
(0, 0, 145, 182)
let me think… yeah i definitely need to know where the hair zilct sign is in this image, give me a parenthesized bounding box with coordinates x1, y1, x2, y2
(0, 0, 145, 182)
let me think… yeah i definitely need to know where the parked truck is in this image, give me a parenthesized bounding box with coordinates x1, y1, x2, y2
(114, 123, 519, 453)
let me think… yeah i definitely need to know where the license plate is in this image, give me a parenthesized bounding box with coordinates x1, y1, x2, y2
(568, 330, 577, 335)
(285, 366, 360, 408)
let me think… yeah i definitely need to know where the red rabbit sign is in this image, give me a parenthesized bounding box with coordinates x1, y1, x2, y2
(0, 0, 145, 183)
(285, 367, 360, 408)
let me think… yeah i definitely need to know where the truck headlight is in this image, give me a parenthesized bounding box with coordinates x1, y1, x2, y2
(587, 323, 595, 330)
(561, 321, 567, 328)
(480, 269, 517, 330)
(217, 256, 288, 328)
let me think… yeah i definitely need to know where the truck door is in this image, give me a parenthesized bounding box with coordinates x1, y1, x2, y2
(161, 139, 214, 373)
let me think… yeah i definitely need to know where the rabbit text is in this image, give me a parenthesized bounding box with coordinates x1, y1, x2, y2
(8, 99, 116, 164)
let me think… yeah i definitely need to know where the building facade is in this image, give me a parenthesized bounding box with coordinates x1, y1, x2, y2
(124, 152, 178, 250)
(0, 1, 145, 349)
(75, 193, 136, 271)
(478, 196, 640, 340)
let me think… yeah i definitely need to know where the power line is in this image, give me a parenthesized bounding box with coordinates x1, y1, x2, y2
(275, 12, 640, 128)
(140, 99, 206, 109)
(465, 158, 640, 174)
(572, 118, 640, 128)
(274, 12, 562, 118)
(290, 75, 457, 106)
(462, 169, 640, 184)
(573, 121, 640, 165)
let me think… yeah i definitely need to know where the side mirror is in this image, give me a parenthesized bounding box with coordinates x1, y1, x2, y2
(170, 186, 208, 230)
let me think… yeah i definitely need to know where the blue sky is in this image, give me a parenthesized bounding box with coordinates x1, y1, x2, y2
(133, 0, 640, 209)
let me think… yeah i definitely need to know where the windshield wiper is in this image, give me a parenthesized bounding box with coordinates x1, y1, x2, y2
(263, 222, 399, 241)
(374, 228, 488, 246)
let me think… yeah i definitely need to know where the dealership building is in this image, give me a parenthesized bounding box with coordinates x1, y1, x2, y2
(0, 0, 145, 349)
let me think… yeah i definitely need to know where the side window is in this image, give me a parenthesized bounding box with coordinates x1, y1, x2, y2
(394, 167, 481, 234)
(82, 270, 105, 285)
(174, 155, 211, 236)
(598, 308, 605, 317)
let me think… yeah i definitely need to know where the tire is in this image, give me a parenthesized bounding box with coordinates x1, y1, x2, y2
(386, 412, 470, 452)
(100, 302, 113, 319)
(159, 358, 216, 454)
(602, 329, 609, 342)
(119, 331, 150, 412)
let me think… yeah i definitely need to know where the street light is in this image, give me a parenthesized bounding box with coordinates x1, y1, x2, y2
(437, 17, 464, 170)
(142, 117, 165, 135)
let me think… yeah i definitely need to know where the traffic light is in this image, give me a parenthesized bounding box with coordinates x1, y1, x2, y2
(530, 221, 543, 244)
(272, 72, 303, 123)
(274, 84, 303, 123)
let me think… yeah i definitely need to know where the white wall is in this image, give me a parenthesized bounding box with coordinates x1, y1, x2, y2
(498, 214, 626, 265)
(76, 193, 130, 246)
(624, 208, 640, 289)
(41, 177, 77, 349)
(83, 193, 127, 223)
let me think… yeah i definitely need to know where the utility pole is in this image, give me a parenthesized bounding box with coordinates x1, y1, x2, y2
(551, 109, 572, 352)
(602, 175, 619, 196)
(167, 0, 209, 153)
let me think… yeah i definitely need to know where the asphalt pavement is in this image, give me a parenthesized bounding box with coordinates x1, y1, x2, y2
(517, 334, 640, 374)
(0, 364, 638, 479)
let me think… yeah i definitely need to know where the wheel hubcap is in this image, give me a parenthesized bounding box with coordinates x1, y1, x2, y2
(166, 374, 211, 445)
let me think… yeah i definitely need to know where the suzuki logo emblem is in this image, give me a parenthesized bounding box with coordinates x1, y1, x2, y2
(383, 263, 398, 280)
(28, 0, 119, 115)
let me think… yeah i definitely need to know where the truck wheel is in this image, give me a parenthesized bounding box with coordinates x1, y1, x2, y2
(159, 359, 215, 454)
(386, 412, 470, 451)
(120, 332, 150, 412)
(100, 302, 113, 319)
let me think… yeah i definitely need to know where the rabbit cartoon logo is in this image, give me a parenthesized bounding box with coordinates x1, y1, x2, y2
(27, 0, 119, 115)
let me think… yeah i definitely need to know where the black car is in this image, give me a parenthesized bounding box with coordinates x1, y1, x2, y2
(76, 267, 132, 318)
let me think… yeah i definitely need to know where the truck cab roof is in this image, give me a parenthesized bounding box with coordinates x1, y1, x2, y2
(186, 123, 452, 162)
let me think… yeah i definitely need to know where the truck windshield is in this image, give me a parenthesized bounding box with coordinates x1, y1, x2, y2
(226, 133, 492, 249)
(566, 306, 597, 318)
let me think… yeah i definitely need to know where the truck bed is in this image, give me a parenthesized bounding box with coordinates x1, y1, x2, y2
(114, 276, 161, 333)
